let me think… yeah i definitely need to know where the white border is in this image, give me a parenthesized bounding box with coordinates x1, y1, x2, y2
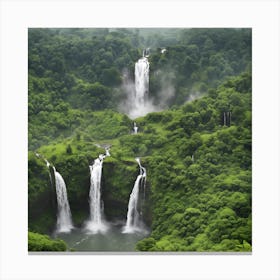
(1, 0, 279, 279)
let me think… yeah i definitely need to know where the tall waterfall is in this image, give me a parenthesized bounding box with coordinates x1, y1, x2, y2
(127, 50, 151, 119)
(122, 158, 146, 233)
(53, 167, 74, 233)
(135, 55, 149, 108)
(86, 148, 109, 233)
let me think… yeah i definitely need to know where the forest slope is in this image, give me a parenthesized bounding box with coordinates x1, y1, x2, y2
(28, 28, 251, 251)
(29, 72, 251, 251)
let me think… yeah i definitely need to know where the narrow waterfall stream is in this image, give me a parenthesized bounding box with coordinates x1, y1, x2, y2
(122, 158, 147, 234)
(135, 55, 149, 109)
(39, 153, 74, 233)
(133, 122, 138, 134)
(53, 167, 74, 233)
(128, 50, 150, 119)
(85, 149, 109, 234)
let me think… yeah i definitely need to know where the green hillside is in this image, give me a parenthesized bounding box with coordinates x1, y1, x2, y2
(28, 28, 251, 252)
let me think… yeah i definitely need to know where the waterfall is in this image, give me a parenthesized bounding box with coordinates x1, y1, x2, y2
(126, 50, 150, 119)
(44, 158, 54, 189)
(44, 159, 50, 168)
(122, 48, 158, 119)
(53, 167, 74, 233)
(135, 55, 149, 109)
(85, 148, 109, 233)
(122, 158, 146, 233)
(105, 147, 110, 157)
(137, 157, 147, 200)
(133, 122, 138, 134)
(39, 154, 73, 232)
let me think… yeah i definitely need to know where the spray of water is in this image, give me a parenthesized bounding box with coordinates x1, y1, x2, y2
(119, 49, 177, 119)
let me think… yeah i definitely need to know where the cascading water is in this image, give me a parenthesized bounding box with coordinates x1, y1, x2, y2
(44, 158, 54, 189)
(122, 158, 146, 233)
(38, 153, 73, 233)
(137, 157, 147, 200)
(44, 158, 50, 168)
(85, 148, 109, 233)
(126, 50, 151, 119)
(135, 54, 149, 109)
(105, 147, 110, 157)
(133, 122, 138, 134)
(53, 167, 74, 233)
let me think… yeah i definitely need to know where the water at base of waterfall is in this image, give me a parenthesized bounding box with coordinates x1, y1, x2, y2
(84, 220, 109, 234)
(56, 223, 149, 252)
(122, 224, 146, 234)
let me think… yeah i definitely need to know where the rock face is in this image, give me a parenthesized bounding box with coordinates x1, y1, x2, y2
(102, 161, 137, 220)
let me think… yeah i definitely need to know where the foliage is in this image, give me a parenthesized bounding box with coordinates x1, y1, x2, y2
(28, 28, 251, 149)
(28, 28, 252, 252)
(28, 231, 67, 251)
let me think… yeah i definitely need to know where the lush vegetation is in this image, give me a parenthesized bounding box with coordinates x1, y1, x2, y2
(28, 28, 251, 149)
(28, 231, 67, 251)
(28, 28, 251, 252)
(135, 73, 251, 251)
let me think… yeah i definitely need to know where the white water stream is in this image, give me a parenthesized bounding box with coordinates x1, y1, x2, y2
(53, 167, 74, 233)
(85, 148, 110, 233)
(127, 50, 151, 119)
(133, 122, 138, 134)
(123, 158, 146, 233)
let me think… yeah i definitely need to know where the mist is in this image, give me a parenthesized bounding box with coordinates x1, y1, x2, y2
(154, 69, 176, 109)
(118, 66, 176, 120)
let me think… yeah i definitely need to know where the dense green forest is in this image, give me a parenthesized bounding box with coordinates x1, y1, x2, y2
(28, 28, 251, 252)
